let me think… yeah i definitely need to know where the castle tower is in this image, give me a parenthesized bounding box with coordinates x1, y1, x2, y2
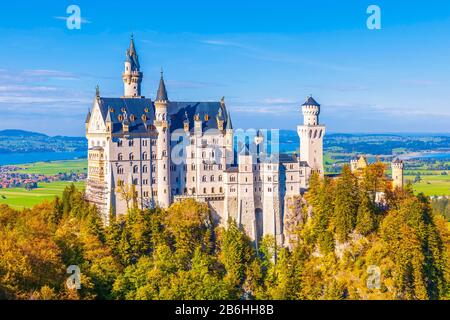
(154, 71, 171, 207)
(297, 96, 326, 178)
(224, 99, 234, 166)
(237, 147, 256, 240)
(122, 35, 143, 98)
(391, 159, 404, 189)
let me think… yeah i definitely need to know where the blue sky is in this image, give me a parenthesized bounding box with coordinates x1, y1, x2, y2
(0, 0, 450, 136)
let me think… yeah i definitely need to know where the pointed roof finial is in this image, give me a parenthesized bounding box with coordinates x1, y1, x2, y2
(95, 85, 100, 98)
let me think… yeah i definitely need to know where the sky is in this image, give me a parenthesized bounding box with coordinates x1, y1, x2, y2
(0, 0, 449, 136)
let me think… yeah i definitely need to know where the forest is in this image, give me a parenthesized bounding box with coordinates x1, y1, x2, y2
(0, 163, 449, 300)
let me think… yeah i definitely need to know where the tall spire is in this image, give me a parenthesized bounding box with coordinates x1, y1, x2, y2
(126, 34, 140, 70)
(129, 34, 136, 55)
(156, 69, 168, 102)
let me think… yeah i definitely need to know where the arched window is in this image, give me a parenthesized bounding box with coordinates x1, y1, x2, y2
(133, 165, 138, 174)
(219, 187, 223, 193)
(218, 175, 222, 182)
(143, 165, 148, 173)
(202, 176, 207, 182)
(117, 166, 124, 174)
(210, 175, 215, 182)
(203, 187, 207, 194)
(129, 153, 134, 160)
(142, 152, 148, 160)
(118, 153, 123, 161)
(211, 187, 215, 194)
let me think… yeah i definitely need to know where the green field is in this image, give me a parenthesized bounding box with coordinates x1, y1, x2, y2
(406, 174, 450, 196)
(16, 159, 87, 175)
(0, 181, 85, 209)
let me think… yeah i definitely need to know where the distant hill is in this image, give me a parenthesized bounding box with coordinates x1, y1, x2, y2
(0, 129, 48, 137)
(0, 129, 86, 154)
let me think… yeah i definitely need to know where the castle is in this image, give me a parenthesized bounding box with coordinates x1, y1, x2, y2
(85, 37, 402, 244)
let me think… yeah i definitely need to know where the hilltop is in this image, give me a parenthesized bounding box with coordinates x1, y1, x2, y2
(0, 129, 86, 153)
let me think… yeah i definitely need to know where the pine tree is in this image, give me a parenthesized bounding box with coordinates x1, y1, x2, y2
(332, 165, 359, 242)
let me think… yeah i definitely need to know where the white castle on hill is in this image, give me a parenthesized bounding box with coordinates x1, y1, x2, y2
(85, 36, 332, 244)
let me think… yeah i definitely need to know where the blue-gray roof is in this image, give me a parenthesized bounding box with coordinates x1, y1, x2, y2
(156, 74, 168, 101)
(96, 98, 232, 134)
(126, 36, 140, 71)
(98, 98, 154, 134)
(302, 96, 320, 107)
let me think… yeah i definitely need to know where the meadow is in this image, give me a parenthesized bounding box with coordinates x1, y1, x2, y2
(0, 181, 85, 209)
(16, 159, 87, 175)
(406, 174, 450, 196)
(0, 159, 87, 209)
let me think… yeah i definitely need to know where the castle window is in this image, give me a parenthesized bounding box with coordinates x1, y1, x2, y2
(152, 153, 156, 160)
(143, 179, 148, 185)
(133, 178, 138, 185)
(192, 176, 195, 182)
(117, 166, 124, 174)
(210, 175, 215, 182)
(152, 178, 156, 184)
(218, 175, 222, 182)
(211, 187, 215, 194)
(118, 179, 124, 186)
(142, 152, 148, 160)
(162, 150, 167, 157)
(203, 187, 207, 194)
(152, 166, 156, 172)
(143, 191, 149, 197)
(129, 140, 134, 147)
(133, 165, 138, 174)
(129, 153, 134, 160)
(118, 153, 123, 161)
(152, 190, 158, 196)
(219, 187, 223, 193)
(202, 176, 207, 182)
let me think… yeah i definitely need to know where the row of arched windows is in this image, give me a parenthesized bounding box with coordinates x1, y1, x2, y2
(201, 175, 222, 182)
(117, 165, 149, 174)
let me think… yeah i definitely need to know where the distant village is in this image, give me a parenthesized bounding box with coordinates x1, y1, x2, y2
(0, 165, 86, 190)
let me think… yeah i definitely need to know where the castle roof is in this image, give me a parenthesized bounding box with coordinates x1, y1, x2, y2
(302, 96, 320, 107)
(85, 109, 91, 123)
(156, 71, 168, 101)
(96, 97, 231, 134)
(125, 35, 140, 71)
